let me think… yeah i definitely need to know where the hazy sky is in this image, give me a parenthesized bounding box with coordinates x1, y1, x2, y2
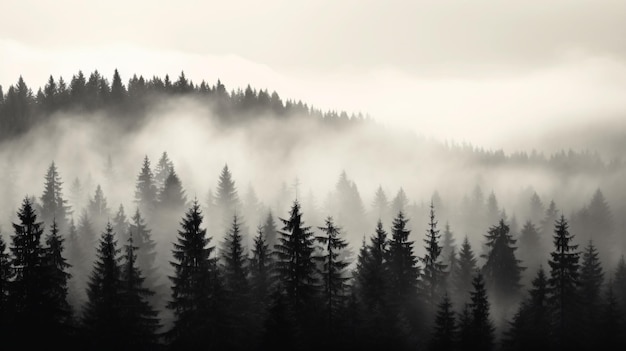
(2, 0, 626, 149)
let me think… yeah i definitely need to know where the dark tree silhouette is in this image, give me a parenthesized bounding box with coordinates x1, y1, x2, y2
(82, 222, 124, 351)
(39, 161, 71, 230)
(315, 216, 349, 332)
(249, 226, 273, 313)
(387, 211, 419, 302)
(119, 231, 160, 350)
(481, 219, 524, 303)
(420, 202, 447, 308)
(547, 215, 580, 350)
(167, 200, 216, 347)
(134, 156, 158, 219)
(452, 237, 477, 305)
(465, 272, 495, 351)
(216, 164, 239, 230)
(579, 240, 604, 348)
(262, 210, 278, 249)
(429, 293, 456, 351)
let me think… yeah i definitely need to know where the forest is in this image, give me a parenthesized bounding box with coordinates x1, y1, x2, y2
(0, 70, 625, 350)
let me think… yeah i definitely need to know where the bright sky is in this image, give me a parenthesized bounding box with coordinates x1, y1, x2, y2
(2, 0, 626, 149)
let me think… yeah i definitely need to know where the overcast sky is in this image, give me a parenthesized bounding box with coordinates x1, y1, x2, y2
(2, 0, 626, 149)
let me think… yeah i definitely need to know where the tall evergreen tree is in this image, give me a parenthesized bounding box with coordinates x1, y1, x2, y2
(0, 234, 13, 331)
(518, 220, 543, 280)
(387, 211, 419, 302)
(599, 282, 625, 349)
(440, 222, 456, 266)
(154, 151, 174, 191)
(579, 240, 604, 348)
(316, 217, 350, 331)
(82, 222, 124, 350)
(481, 219, 524, 302)
(547, 215, 580, 350)
(88, 184, 110, 231)
(42, 220, 73, 341)
(167, 200, 216, 346)
(615, 255, 626, 309)
(452, 237, 477, 304)
(134, 156, 158, 219)
(262, 210, 278, 248)
(158, 167, 187, 211)
(420, 202, 447, 307)
(129, 208, 159, 294)
(216, 164, 239, 231)
(390, 188, 408, 217)
(250, 226, 273, 308)
(355, 220, 388, 308)
(274, 200, 318, 311)
(502, 267, 551, 351)
(39, 161, 70, 230)
(112, 204, 129, 244)
(119, 231, 160, 349)
(465, 272, 495, 351)
(372, 185, 390, 223)
(429, 293, 456, 351)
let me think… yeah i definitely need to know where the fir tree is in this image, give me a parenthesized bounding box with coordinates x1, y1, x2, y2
(112, 204, 129, 244)
(42, 220, 73, 341)
(129, 208, 159, 293)
(579, 240, 604, 348)
(452, 237, 477, 304)
(390, 188, 408, 217)
(502, 267, 551, 351)
(355, 220, 388, 308)
(420, 202, 447, 307)
(168, 200, 216, 346)
(88, 184, 110, 231)
(39, 161, 71, 230)
(518, 220, 543, 278)
(134, 156, 158, 219)
(387, 211, 419, 302)
(216, 164, 239, 228)
(465, 272, 495, 351)
(429, 293, 456, 351)
(274, 200, 317, 315)
(316, 217, 350, 330)
(82, 222, 124, 350)
(547, 215, 580, 350)
(119, 231, 160, 349)
(262, 210, 278, 248)
(481, 219, 524, 302)
(154, 151, 174, 191)
(250, 226, 273, 308)
(158, 167, 187, 211)
(372, 185, 389, 223)
(440, 222, 456, 267)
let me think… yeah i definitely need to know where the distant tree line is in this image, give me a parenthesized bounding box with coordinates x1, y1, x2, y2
(0, 157, 625, 350)
(0, 70, 621, 174)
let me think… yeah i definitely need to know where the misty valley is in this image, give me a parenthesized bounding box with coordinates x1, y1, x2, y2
(0, 70, 625, 350)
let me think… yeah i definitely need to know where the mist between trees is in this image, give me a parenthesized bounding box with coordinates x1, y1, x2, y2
(0, 70, 626, 350)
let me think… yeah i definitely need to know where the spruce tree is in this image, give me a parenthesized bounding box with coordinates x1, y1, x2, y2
(262, 210, 278, 248)
(599, 282, 625, 349)
(387, 211, 419, 302)
(518, 220, 542, 279)
(547, 215, 580, 350)
(82, 222, 124, 350)
(429, 293, 456, 351)
(372, 185, 389, 223)
(250, 226, 273, 308)
(420, 202, 447, 307)
(466, 272, 495, 351)
(42, 220, 73, 340)
(168, 200, 216, 346)
(129, 208, 159, 294)
(158, 167, 187, 211)
(119, 231, 160, 349)
(440, 222, 456, 267)
(452, 237, 477, 304)
(481, 219, 524, 302)
(579, 240, 604, 348)
(134, 156, 158, 219)
(154, 151, 174, 191)
(39, 161, 70, 230)
(502, 267, 551, 351)
(88, 184, 110, 231)
(316, 217, 350, 331)
(216, 164, 239, 229)
(112, 204, 129, 244)
(355, 220, 388, 308)
(274, 200, 317, 310)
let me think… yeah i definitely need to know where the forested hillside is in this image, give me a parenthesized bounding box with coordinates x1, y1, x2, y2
(0, 70, 625, 350)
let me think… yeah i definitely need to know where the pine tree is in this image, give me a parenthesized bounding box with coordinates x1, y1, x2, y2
(316, 217, 350, 330)
(547, 215, 580, 350)
(158, 167, 187, 211)
(134, 156, 158, 219)
(429, 293, 456, 351)
(221, 214, 252, 349)
(39, 161, 70, 230)
(579, 240, 604, 348)
(465, 272, 495, 351)
(82, 222, 124, 350)
(216, 164, 239, 230)
(372, 185, 389, 223)
(502, 267, 551, 351)
(440, 222, 456, 267)
(262, 210, 278, 248)
(355, 220, 388, 308)
(420, 202, 447, 307)
(250, 226, 273, 307)
(274, 200, 317, 312)
(9, 197, 47, 329)
(529, 192, 545, 225)
(387, 211, 419, 302)
(88, 184, 110, 231)
(390, 188, 408, 216)
(129, 208, 159, 294)
(110, 69, 126, 104)
(119, 231, 160, 349)
(452, 237, 477, 304)
(518, 220, 543, 278)
(42, 220, 73, 341)
(481, 219, 524, 302)
(154, 151, 174, 191)
(112, 204, 129, 244)
(168, 200, 216, 346)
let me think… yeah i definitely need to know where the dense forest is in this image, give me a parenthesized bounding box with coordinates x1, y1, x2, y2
(0, 70, 625, 350)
